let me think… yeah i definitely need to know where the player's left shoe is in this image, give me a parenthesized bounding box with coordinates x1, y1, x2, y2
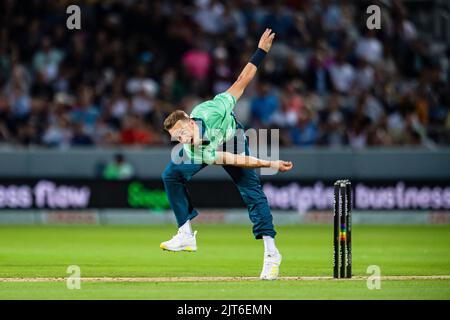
(160, 230, 197, 252)
(260, 251, 282, 280)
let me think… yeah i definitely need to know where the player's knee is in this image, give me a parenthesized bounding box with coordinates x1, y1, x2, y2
(161, 166, 178, 182)
(239, 189, 268, 206)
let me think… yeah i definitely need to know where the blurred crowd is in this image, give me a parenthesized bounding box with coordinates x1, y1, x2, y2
(0, 0, 448, 149)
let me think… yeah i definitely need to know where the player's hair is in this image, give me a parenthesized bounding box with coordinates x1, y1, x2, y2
(163, 110, 190, 131)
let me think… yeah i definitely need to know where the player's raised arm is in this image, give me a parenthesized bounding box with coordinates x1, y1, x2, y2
(226, 28, 275, 101)
(214, 151, 293, 172)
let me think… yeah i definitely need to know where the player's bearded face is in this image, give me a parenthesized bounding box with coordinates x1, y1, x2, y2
(169, 120, 199, 145)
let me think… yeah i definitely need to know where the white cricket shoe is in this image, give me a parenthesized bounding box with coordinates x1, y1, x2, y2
(260, 251, 282, 280)
(160, 230, 197, 252)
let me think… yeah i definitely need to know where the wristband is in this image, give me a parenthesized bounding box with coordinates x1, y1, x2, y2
(249, 48, 267, 67)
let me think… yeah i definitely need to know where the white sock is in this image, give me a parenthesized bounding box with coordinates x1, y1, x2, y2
(179, 220, 192, 235)
(263, 236, 278, 255)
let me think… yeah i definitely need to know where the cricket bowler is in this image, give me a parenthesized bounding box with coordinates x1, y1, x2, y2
(161, 29, 293, 280)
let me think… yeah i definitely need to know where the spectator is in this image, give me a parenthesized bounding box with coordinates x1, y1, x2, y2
(270, 81, 303, 128)
(126, 65, 158, 97)
(355, 29, 383, 65)
(8, 83, 31, 121)
(361, 92, 385, 124)
(262, 3, 293, 40)
(107, 78, 130, 127)
(319, 94, 346, 146)
(211, 46, 233, 95)
(130, 83, 157, 119)
(250, 82, 279, 127)
(31, 71, 54, 101)
(103, 153, 135, 180)
(32, 37, 64, 83)
(347, 99, 372, 149)
(193, 0, 225, 35)
(120, 115, 155, 146)
(70, 86, 99, 135)
(42, 114, 72, 148)
(353, 59, 375, 93)
(181, 38, 212, 82)
(329, 51, 355, 94)
(181, 37, 212, 96)
(304, 41, 333, 95)
(93, 116, 119, 147)
(71, 123, 93, 146)
(289, 108, 318, 147)
(288, 13, 312, 49)
(221, 2, 247, 39)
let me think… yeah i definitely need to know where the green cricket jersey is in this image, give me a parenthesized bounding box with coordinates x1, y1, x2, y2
(184, 92, 237, 164)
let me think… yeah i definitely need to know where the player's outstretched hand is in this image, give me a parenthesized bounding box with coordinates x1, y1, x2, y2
(270, 160, 294, 172)
(258, 28, 275, 53)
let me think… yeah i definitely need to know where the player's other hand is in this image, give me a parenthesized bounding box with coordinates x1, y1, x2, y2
(270, 160, 293, 172)
(258, 28, 275, 53)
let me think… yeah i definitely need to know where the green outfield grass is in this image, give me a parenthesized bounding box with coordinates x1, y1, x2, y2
(0, 224, 449, 299)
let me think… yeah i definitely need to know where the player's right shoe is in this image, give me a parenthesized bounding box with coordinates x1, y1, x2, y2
(260, 251, 282, 280)
(160, 230, 197, 252)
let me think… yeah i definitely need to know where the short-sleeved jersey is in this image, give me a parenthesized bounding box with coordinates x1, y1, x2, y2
(183, 92, 237, 164)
